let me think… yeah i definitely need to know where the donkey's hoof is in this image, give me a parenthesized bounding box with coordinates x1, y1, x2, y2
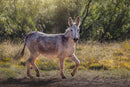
(71, 73, 74, 77)
(27, 74, 33, 79)
(28, 76, 33, 79)
(62, 76, 66, 79)
(36, 74, 40, 77)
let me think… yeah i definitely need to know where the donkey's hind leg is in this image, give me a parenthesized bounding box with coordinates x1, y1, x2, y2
(26, 55, 33, 78)
(26, 53, 40, 78)
(31, 53, 40, 77)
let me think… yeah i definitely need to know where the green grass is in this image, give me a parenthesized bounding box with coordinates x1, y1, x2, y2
(0, 66, 130, 81)
(0, 40, 130, 80)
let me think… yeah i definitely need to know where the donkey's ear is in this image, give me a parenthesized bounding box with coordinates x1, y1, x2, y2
(76, 16, 80, 26)
(68, 17, 73, 26)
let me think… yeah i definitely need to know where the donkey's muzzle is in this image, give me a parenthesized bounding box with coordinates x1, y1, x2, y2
(73, 38, 79, 42)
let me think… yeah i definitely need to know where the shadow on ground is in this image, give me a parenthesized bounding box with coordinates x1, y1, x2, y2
(0, 76, 130, 87)
(0, 77, 60, 87)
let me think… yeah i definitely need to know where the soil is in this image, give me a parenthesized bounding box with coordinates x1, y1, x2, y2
(0, 76, 130, 87)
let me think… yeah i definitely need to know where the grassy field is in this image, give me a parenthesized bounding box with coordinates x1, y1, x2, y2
(0, 40, 130, 87)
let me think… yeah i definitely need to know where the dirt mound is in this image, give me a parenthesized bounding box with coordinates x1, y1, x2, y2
(0, 77, 130, 87)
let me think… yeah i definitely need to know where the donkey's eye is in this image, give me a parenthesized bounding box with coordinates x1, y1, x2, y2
(71, 29, 73, 31)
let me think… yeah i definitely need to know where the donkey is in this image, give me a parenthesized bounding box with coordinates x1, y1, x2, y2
(21, 16, 81, 79)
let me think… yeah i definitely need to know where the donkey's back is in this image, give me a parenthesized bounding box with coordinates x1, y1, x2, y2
(25, 31, 75, 58)
(25, 31, 65, 58)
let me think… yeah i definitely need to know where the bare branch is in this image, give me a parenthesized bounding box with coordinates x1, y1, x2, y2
(81, 0, 92, 26)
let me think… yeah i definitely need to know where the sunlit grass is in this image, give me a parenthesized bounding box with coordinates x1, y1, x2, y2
(0, 40, 130, 70)
(76, 40, 130, 70)
(0, 40, 130, 79)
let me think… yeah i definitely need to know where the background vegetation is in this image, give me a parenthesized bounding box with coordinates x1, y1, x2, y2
(0, 0, 130, 81)
(0, 0, 130, 42)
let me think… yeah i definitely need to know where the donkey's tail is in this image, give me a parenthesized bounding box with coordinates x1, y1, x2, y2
(20, 42, 26, 58)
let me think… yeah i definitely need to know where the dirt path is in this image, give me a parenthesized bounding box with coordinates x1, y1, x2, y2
(0, 76, 130, 87)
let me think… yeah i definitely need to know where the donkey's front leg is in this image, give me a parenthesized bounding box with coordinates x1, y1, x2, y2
(70, 54, 80, 77)
(59, 57, 66, 79)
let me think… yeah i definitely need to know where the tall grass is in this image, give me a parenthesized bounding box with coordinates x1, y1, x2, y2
(0, 40, 130, 71)
(77, 40, 130, 70)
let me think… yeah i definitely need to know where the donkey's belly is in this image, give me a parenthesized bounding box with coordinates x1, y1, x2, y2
(38, 46, 59, 58)
(37, 40, 59, 58)
(40, 53, 58, 58)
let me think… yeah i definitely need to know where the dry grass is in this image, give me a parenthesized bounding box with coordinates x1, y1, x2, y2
(76, 40, 130, 70)
(0, 40, 130, 80)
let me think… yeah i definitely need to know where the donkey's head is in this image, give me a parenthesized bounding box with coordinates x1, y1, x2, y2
(65, 16, 81, 42)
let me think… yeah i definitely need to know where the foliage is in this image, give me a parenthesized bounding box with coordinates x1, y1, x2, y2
(80, 0, 130, 41)
(0, 0, 129, 42)
(0, 0, 39, 41)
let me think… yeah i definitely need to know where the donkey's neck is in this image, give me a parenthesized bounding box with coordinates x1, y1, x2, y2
(68, 38, 75, 45)
(62, 34, 75, 46)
